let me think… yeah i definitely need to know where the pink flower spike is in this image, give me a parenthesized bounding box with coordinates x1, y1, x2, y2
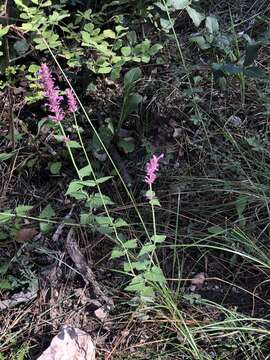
(145, 153, 164, 185)
(66, 88, 78, 113)
(39, 63, 65, 122)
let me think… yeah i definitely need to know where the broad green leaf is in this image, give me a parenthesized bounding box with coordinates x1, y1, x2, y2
(49, 161, 62, 175)
(0, 280, 13, 290)
(149, 199, 161, 206)
(114, 218, 128, 227)
(0, 25, 9, 37)
(123, 239, 137, 249)
(138, 243, 155, 256)
(98, 66, 112, 74)
(111, 247, 125, 259)
(0, 212, 13, 223)
(190, 35, 210, 49)
(67, 141, 81, 148)
(86, 193, 114, 208)
(151, 234, 166, 243)
(15, 205, 33, 216)
(171, 0, 190, 10)
(144, 266, 166, 284)
(124, 67, 141, 89)
(78, 165, 92, 179)
(80, 213, 95, 225)
(103, 29, 116, 39)
(205, 16, 219, 34)
(118, 139, 135, 153)
(95, 216, 113, 225)
(244, 43, 260, 66)
(125, 275, 145, 292)
(121, 46, 131, 56)
(14, 39, 29, 55)
(186, 6, 205, 27)
(149, 43, 163, 56)
(40, 204, 55, 219)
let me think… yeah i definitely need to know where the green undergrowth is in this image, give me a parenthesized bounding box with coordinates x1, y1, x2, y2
(0, 0, 270, 359)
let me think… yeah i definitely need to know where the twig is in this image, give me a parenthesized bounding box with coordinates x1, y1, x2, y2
(66, 228, 114, 310)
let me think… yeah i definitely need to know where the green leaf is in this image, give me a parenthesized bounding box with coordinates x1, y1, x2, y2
(205, 16, 219, 34)
(244, 67, 266, 78)
(114, 218, 129, 227)
(15, 205, 33, 216)
(118, 139, 135, 153)
(124, 67, 141, 89)
(39, 204, 55, 233)
(144, 266, 166, 284)
(111, 247, 125, 259)
(14, 39, 29, 55)
(123, 239, 137, 249)
(67, 141, 82, 148)
(80, 213, 95, 225)
(125, 275, 145, 292)
(49, 161, 62, 175)
(191, 35, 210, 49)
(98, 66, 112, 74)
(151, 234, 166, 243)
(149, 43, 163, 56)
(149, 198, 161, 206)
(95, 216, 113, 225)
(138, 243, 155, 256)
(186, 6, 205, 27)
(40, 204, 55, 220)
(86, 193, 114, 208)
(0, 152, 15, 161)
(0, 25, 9, 37)
(121, 46, 132, 56)
(0, 213, 13, 223)
(223, 63, 243, 74)
(78, 165, 92, 179)
(244, 43, 260, 66)
(0, 280, 13, 290)
(171, 0, 190, 10)
(103, 29, 116, 39)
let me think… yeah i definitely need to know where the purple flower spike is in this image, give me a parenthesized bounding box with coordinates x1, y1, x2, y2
(39, 63, 65, 122)
(66, 88, 78, 113)
(145, 154, 164, 185)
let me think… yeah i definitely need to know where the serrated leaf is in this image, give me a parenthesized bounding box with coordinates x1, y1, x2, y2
(186, 6, 205, 27)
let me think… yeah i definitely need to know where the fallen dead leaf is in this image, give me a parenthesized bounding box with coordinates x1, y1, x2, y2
(15, 228, 39, 242)
(37, 326, 95, 360)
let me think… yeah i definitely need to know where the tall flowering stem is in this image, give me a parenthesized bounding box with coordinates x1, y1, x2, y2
(145, 154, 163, 237)
(39, 63, 65, 122)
